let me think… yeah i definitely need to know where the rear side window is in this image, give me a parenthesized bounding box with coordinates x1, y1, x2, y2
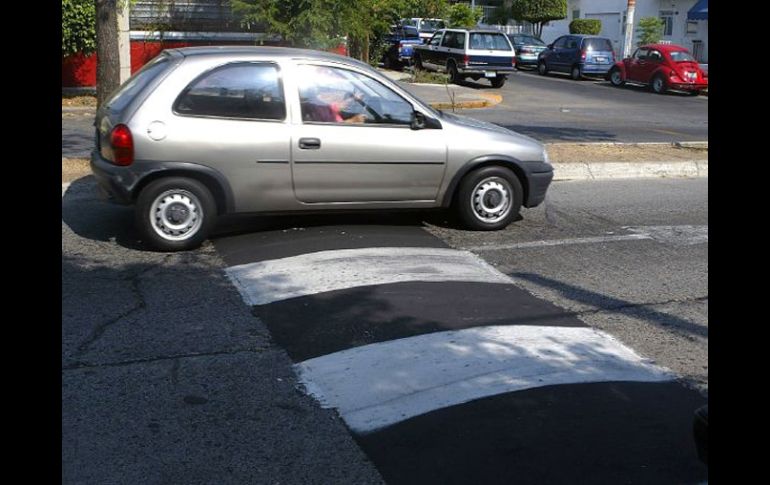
(583, 38, 613, 51)
(174, 63, 285, 120)
(104, 54, 171, 112)
(469, 33, 512, 50)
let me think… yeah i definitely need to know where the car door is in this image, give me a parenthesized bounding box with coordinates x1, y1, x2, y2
(548, 36, 567, 71)
(562, 36, 580, 71)
(642, 49, 665, 83)
(438, 30, 455, 70)
(626, 48, 648, 81)
(289, 63, 447, 203)
(425, 30, 444, 69)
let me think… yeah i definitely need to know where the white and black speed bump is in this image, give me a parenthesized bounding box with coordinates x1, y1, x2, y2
(213, 222, 707, 484)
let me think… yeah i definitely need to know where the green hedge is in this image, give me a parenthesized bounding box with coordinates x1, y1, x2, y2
(62, 0, 96, 57)
(569, 19, 601, 35)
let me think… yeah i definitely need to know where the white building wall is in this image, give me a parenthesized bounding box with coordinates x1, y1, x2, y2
(538, 0, 707, 62)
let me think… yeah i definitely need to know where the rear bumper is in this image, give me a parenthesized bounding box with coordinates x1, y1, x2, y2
(671, 82, 708, 91)
(459, 66, 516, 75)
(90, 150, 136, 205)
(581, 63, 612, 74)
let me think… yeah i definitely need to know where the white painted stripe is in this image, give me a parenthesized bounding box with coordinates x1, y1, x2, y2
(625, 225, 708, 246)
(295, 325, 673, 434)
(465, 234, 651, 251)
(225, 247, 512, 305)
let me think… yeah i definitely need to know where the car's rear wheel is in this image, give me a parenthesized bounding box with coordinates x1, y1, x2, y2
(651, 74, 668, 94)
(490, 76, 506, 88)
(136, 177, 217, 251)
(609, 67, 624, 86)
(571, 65, 582, 80)
(448, 62, 460, 84)
(456, 166, 523, 231)
(538, 60, 548, 76)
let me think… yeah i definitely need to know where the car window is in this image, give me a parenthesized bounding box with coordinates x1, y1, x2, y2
(647, 50, 663, 62)
(174, 62, 285, 120)
(296, 65, 414, 126)
(669, 50, 696, 62)
(421, 19, 445, 30)
(522, 35, 545, 45)
(402, 19, 417, 27)
(469, 33, 512, 51)
(583, 38, 613, 51)
(566, 37, 579, 49)
(105, 54, 171, 112)
(429, 32, 443, 46)
(441, 31, 454, 48)
(553, 37, 567, 49)
(442, 31, 465, 49)
(633, 48, 649, 60)
(404, 26, 420, 39)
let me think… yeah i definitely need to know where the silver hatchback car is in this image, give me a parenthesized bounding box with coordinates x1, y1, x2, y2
(91, 46, 553, 251)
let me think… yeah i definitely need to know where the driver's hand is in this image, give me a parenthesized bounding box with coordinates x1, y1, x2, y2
(344, 113, 367, 124)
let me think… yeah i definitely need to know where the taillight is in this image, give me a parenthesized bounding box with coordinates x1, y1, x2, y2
(110, 124, 134, 166)
(581, 50, 586, 60)
(512, 56, 516, 67)
(463, 54, 469, 66)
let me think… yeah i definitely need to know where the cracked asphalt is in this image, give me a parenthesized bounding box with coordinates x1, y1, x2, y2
(62, 178, 384, 484)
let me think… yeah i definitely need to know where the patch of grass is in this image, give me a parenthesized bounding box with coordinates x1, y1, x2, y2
(408, 68, 449, 85)
(62, 95, 97, 107)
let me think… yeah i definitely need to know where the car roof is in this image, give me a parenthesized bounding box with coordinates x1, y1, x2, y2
(166, 45, 371, 69)
(442, 28, 507, 34)
(642, 43, 688, 52)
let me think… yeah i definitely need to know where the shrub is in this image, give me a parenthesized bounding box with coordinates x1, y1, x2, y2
(637, 17, 664, 46)
(62, 0, 96, 57)
(569, 19, 601, 35)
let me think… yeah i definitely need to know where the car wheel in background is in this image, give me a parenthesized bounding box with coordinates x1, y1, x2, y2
(135, 177, 217, 252)
(571, 65, 582, 80)
(490, 76, 506, 88)
(414, 53, 423, 70)
(609, 67, 625, 86)
(538, 60, 548, 76)
(456, 166, 523, 231)
(651, 74, 668, 94)
(448, 62, 460, 84)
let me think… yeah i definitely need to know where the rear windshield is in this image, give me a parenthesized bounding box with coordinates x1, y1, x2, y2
(403, 26, 420, 39)
(513, 35, 545, 46)
(582, 38, 613, 51)
(469, 33, 512, 51)
(420, 19, 445, 31)
(669, 50, 696, 62)
(104, 54, 171, 112)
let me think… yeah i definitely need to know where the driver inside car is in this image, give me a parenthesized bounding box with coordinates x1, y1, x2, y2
(299, 65, 369, 124)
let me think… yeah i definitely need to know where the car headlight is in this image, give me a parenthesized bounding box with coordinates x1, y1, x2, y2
(542, 148, 551, 166)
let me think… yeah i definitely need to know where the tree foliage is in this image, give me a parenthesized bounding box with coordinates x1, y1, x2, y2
(446, 2, 483, 29)
(569, 19, 601, 35)
(510, 0, 567, 37)
(636, 17, 664, 46)
(62, 0, 97, 57)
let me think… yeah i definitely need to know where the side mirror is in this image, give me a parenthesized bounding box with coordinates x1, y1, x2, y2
(411, 111, 427, 130)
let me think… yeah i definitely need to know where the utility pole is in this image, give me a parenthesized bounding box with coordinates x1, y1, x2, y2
(622, 0, 636, 58)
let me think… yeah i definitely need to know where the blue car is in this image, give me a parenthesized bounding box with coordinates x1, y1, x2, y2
(537, 35, 615, 80)
(382, 25, 424, 69)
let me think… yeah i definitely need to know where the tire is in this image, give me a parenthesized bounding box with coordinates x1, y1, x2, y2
(609, 67, 625, 87)
(447, 61, 460, 84)
(687, 90, 701, 96)
(414, 53, 423, 70)
(383, 55, 392, 69)
(538, 60, 548, 76)
(490, 76, 506, 88)
(651, 73, 668, 94)
(456, 166, 523, 231)
(570, 65, 582, 80)
(135, 177, 217, 251)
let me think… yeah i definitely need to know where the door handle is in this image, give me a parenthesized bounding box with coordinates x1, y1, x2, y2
(298, 138, 321, 149)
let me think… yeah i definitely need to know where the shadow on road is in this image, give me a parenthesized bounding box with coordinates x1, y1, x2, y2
(498, 124, 618, 142)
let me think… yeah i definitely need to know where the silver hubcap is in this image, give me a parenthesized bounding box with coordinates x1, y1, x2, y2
(471, 177, 512, 223)
(611, 71, 621, 84)
(654, 78, 663, 91)
(149, 189, 203, 241)
(539, 63, 545, 73)
(573, 68, 580, 78)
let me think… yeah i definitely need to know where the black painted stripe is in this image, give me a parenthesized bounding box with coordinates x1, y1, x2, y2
(293, 160, 445, 165)
(354, 381, 707, 485)
(255, 281, 585, 362)
(213, 222, 446, 266)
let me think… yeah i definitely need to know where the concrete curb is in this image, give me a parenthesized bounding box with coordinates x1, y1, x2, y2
(429, 93, 503, 110)
(552, 160, 708, 181)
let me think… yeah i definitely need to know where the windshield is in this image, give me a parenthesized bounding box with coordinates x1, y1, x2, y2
(583, 38, 613, 51)
(470, 33, 512, 51)
(513, 35, 545, 46)
(420, 19, 445, 31)
(669, 50, 696, 62)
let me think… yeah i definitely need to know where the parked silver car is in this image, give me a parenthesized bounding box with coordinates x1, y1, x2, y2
(91, 47, 553, 251)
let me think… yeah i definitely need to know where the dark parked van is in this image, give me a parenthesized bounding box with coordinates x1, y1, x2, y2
(537, 35, 615, 80)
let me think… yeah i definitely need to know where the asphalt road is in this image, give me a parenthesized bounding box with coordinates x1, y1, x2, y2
(447, 68, 709, 143)
(62, 176, 708, 484)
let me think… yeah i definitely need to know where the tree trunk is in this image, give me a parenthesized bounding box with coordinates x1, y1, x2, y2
(95, 0, 121, 108)
(362, 34, 370, 64)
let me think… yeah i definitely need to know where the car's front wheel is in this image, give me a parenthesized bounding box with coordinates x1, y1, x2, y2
(609, 67, 624, 86)
(456, 166, 523, 231)
(135, 177, 217, 251)
(538, 60, 548, 76)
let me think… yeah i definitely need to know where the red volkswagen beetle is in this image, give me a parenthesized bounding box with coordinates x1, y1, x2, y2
(607, 43, 707, 95)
